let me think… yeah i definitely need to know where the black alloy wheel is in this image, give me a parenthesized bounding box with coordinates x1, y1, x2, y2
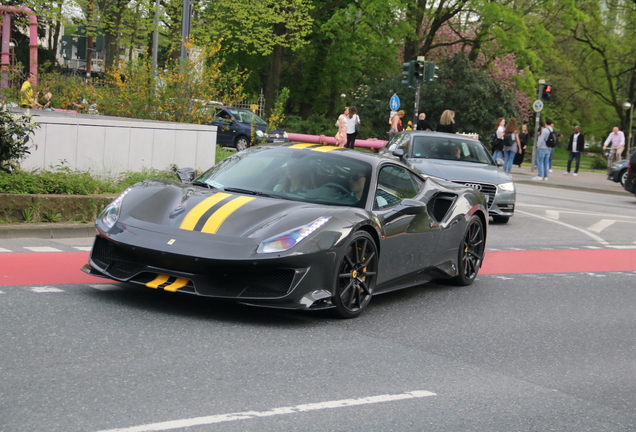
(451, 215, 485, 286)
(333, 231, 378, 318)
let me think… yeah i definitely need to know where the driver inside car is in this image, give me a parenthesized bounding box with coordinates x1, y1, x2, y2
(273, 158, 316, 194)
(449, 144, 462, 159)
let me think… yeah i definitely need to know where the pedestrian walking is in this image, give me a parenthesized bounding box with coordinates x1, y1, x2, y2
(502, 118, 522, 174)
(436, 110, 456, 134)
(514, 123, 529, 167)
(19, 73, 37, 109)
(491, 117, 505, 161)
(389, 110, 404, 141)
(603, 126, 626, 162)
(532, 119, 555, 181)
(416, 112, 432, 131)
(345, 106, 360, 149)
(334, 107, 349, 147)
(565, 125, 584, 176)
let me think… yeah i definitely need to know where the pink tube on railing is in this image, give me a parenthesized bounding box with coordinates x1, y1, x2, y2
(0, 5, 38, 88)
(286, 133, 388, 150)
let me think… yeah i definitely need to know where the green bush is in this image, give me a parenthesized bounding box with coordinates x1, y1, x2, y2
(0, 146, 235, 195)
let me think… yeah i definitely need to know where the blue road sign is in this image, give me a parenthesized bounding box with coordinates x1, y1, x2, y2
(390, 94, 400, 111)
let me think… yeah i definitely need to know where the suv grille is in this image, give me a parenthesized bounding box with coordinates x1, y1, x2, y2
(451, 181, 497, 208)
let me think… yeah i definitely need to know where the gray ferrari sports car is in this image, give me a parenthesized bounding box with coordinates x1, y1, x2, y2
(82, 143, 488, 318)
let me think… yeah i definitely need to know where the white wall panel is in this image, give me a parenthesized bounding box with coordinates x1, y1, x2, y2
(16, 111, 217, 177)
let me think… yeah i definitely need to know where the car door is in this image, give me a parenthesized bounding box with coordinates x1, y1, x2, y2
(373, 163, 441, 285)
(211, 109, 235, 146)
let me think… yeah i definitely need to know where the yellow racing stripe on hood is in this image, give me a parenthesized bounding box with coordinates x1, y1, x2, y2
(180, 192, 232, 231)
(311, 145, 343, 152)
(289, 143, 317, 149)
(201, 196, 256, 234)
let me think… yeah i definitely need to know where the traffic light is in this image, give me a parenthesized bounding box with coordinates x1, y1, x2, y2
(541, 84, 553, 101)
(425, 61, 439, 81)
(401, 60, 415, 86)
(413, 61, 425, 82)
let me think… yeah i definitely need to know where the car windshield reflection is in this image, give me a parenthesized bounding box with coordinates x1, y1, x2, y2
(196, 147, 373, 208)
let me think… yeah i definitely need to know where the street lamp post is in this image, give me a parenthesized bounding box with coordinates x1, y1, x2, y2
(623, 101, 634, 156)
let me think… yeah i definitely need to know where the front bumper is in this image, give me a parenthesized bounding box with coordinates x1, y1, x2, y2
(83, 234, 340, 310)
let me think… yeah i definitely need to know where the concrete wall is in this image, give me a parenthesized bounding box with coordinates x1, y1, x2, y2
(19, 111, 217, 177)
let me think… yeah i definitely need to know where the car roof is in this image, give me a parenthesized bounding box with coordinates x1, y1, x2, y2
(397, 130, 482, 143)
(259, 142, 406, 168)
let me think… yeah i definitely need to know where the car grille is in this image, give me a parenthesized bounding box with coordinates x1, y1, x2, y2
(451, 181, 497, 208)
(91, 236, 295, 298)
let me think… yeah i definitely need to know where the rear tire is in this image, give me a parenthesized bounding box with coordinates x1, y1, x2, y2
(620, 169, 628, 186)
(450, 215, 485, 286)
(332, 231, 378, 319)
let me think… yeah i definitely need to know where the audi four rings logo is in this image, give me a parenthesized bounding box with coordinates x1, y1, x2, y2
(464, 183, 482, 190)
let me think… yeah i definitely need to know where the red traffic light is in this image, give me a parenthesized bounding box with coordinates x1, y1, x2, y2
(545, 85, 552, 93)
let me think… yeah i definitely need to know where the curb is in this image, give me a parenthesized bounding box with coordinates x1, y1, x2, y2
(0, 223, 96, 240)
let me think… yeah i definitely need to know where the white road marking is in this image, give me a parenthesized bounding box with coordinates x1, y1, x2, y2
(89, 284, 123, 291)
(74, 246, 93, 251)
(587, 219, 616, 233)
(24, 246, 62, 252)
(545, 210, 560, 220)
(516, 210, 609, 247)
(0, 247, 12, 253)
(29, 286, 64, 293)
(585, 246, 602, 249)
(608, 245, 636, 249)
(94, 390, 437, 432)
(0, 290, 5, 294)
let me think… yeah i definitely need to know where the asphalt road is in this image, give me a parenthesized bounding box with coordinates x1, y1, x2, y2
(1, 183, 636, 432)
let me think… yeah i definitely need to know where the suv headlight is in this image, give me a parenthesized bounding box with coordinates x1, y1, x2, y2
(257, 217, 331, 254)
(499, 182, 515, 192)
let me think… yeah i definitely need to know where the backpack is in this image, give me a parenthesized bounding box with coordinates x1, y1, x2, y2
(490, 133, 504, 151)
(503, 132, 514, 148)
(546, 128, 557, 148)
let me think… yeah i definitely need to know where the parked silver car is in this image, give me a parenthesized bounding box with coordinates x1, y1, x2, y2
(381, 131, 515, 223)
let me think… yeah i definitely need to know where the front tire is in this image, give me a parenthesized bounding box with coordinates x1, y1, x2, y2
(332, 231, 378, 319)
(620, 169, 628, 186)
(450, 215, 485, 286)
(235, 136, 249, 151)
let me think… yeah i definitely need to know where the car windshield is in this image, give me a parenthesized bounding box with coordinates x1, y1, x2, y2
(195, 146, 373, 208)
(411, 136, 494, 165)
(227, 108, 267, 125)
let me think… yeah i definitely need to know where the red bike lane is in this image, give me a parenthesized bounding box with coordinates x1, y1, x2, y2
(1, 249, 636, 287)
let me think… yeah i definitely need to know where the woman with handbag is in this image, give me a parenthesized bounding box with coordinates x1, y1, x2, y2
(345, 106, 361, 149)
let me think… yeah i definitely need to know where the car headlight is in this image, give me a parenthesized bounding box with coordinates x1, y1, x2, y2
(257, 217, 331, 254)
(499, 182, 515, 192)
(611, 162, 621, 169)
(256, 130, 265, 137)
(282, 131, 288, 138)
(99, 187, 133, 229)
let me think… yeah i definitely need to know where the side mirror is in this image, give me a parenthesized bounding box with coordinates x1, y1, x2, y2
(495, 158, 504, 167)
(392, 149, 405, 159)
(177, 167, 195, 184)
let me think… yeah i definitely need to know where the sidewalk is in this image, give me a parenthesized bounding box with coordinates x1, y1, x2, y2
(0, 165, 630, 240)
(510, 164, 629, 196)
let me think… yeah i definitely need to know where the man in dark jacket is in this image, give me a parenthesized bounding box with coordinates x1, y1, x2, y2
(565, 125, 585, 176)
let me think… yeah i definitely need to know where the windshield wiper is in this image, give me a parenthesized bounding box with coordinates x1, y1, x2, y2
(192, 181, 215, 189)
(223, 187, 279, 198)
